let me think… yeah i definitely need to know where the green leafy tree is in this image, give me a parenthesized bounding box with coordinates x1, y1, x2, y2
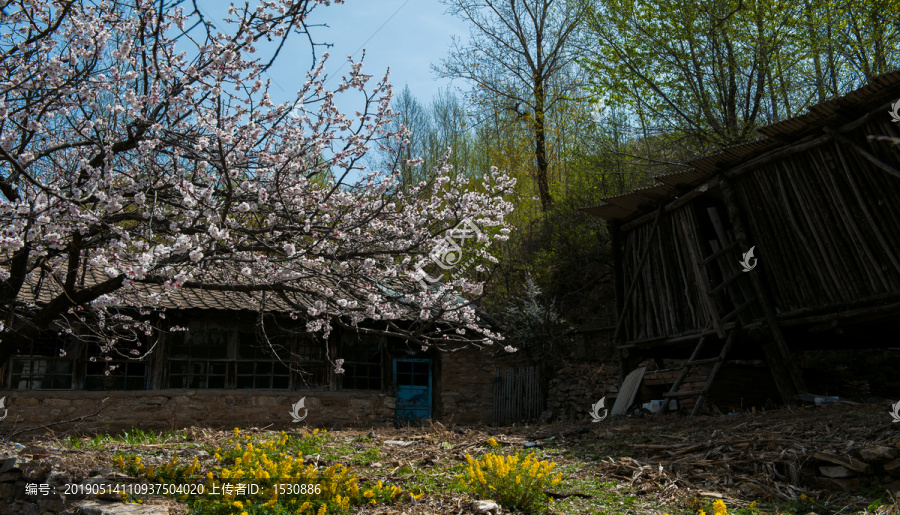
(437, 0, 591, 212)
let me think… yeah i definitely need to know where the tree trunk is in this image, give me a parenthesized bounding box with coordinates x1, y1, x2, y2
(534, 79, 553, 211)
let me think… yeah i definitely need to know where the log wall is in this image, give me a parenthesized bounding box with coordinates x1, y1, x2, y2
(733, 118, 900, 313)
(617, 111, 900, 343)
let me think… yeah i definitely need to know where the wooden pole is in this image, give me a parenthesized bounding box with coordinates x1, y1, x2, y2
(610, 221, 626, 341)
(676, 208, 726, 339)
(720, 178, 807, 403)
(612, 206, 665, 346)
(613, 207, 665, 380)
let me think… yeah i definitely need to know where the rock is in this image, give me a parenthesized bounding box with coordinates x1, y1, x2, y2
(0, 469, 23, 482)
(72, 500, 169, 515)
(0, 457, 16, 474)
(861, 446, 898, 464)
(46, 471, 70, 489)
(813, 451, 868, 473)
(885, 478, 900, 493)
(819, 465, 853, 478)
(884, 458, 900, 477)
(367, 431, 377, 439)
(471, 500, 501, 513)
(810, 476, 860, 491)
(179, 449, 209, 459)
(22, 460, 51, 481)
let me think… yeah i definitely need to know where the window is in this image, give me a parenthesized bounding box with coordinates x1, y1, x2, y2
(11, 359, 73, 390)
(236, 332, 291, 389)
(340, 330, 382, 390)
(166, 324, 295, 389)
(292, 335, 328, 390)
(167, 329, 229, 388)
(395, 360, 430, 387)
(84, 360, 147, 391)
(9, 334, 77, 390)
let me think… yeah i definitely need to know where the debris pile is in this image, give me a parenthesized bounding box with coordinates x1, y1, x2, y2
(593, 403, 900, 503)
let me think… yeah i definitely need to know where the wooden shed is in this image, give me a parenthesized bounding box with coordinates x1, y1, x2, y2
(585, 71, 900, 414)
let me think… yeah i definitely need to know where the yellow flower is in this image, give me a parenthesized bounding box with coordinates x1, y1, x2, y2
(749, 501, 757, 510)
(713, 499, 727, 515)
(800, 493, 808, 501)
(232, 501, 243, 509)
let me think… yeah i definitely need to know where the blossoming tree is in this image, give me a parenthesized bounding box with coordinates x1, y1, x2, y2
(0, 0, 515, 368)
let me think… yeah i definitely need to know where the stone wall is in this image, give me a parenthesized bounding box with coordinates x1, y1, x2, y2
(0, 389, 396, 435)
(437, 347, 497, 425)
(546, 362, 621, 420)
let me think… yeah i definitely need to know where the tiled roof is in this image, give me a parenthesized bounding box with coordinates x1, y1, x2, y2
(20, 268, 377, 315)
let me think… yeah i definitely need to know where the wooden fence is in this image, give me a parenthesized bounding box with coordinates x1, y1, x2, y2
(493, 366, 542, 425)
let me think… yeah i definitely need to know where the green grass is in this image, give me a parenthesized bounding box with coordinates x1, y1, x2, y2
(60, 429, 189, 449)
(45, 427, 900, 515)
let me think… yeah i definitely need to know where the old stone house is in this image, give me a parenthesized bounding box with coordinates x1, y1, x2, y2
(0, 281, 503, 433)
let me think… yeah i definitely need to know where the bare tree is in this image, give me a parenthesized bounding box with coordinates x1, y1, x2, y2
(436, 0, 589, 212)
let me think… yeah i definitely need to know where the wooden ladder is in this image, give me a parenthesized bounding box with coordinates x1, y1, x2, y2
(665, 214, 755, 416)
(663, 325, 738, 416)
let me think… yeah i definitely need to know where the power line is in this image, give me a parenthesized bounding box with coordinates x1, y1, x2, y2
(325, 0, 411, 85)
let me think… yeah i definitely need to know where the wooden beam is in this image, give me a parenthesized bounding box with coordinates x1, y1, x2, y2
(720, 178, 807, 403)
(779, 299, 900, 327)
(610, 221, 626, 340)
(621, 179, 719, 232)
(676, 209, 726, 339)
(826, 127, 900, 179)
(612, 206, 665, 346)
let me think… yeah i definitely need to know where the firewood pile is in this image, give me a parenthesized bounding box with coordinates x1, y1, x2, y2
(591, 402, 900, 503)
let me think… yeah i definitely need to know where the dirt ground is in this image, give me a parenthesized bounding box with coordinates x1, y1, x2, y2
(3, 401, 899, 514)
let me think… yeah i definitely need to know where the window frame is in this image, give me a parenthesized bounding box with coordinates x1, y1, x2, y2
(338, 329, 384, 391)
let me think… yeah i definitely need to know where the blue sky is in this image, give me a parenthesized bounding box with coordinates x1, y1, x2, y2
(197, 1, 471, 106)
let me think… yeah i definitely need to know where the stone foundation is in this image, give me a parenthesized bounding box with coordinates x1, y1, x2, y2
(0, 390, 396, 435)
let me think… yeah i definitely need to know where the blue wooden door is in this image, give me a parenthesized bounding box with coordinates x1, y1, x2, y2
(393, 359, 432, 425)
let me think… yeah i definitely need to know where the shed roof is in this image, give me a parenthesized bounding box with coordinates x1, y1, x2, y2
(584, 70, 900, 222)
